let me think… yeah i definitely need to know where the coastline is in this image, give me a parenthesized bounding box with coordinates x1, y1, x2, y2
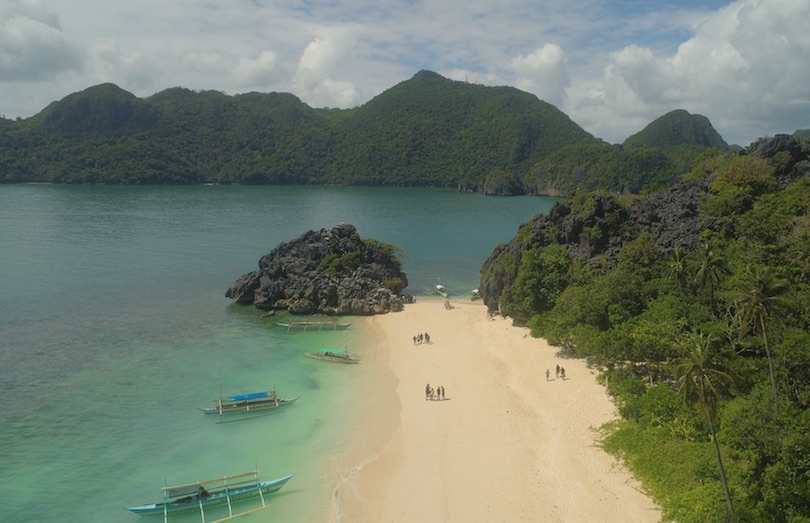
(328, 298, 661, 522)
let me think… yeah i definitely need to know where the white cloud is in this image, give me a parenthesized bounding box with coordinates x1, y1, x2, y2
(0, 1, 82, 81)
(231, 50, 287, 90)
(0, 0, 807, 146)
(294, 30, 360, 108)
(508, 44, 569, 108)
(566, 0, 810, 144)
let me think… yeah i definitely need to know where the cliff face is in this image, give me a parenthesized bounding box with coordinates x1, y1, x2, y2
(479, 180, 712, 312)
(226, 224, 408, 315)
(479, 134, 810, 313)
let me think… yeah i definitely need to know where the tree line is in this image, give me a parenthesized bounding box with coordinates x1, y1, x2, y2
(490, 137, 810, 522)
(0, 72, 729, 195)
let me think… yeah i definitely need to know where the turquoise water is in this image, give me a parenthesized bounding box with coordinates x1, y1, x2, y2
(0, 185, 556, 522)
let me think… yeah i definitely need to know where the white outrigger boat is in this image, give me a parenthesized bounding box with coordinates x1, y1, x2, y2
(276, 319, 352, 332)
(125, 471, 293, 521)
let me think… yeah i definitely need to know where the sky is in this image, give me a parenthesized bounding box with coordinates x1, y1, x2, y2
(1, 0, 808, 146)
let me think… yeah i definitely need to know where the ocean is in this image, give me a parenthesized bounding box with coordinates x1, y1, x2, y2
(0, 184, 556, 522)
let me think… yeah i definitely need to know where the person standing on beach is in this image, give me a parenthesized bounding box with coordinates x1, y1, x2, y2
(425, 332, 430, 344)
(425, 383, 430, 400)
(555, 364, 560, 378)
(441, 386, 445, 399)
(545, 369, 550, 381)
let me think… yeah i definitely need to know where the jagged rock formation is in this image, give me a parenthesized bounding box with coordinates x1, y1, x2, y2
(479, 134, 809, 313)
(226, 224, 408, 315)
(479, 180, 712, 312)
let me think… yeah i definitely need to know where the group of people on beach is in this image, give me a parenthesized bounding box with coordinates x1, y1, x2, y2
(545, 364, 567, 381)
(412, 332, 431, 345)
(425, 383, 445, 400)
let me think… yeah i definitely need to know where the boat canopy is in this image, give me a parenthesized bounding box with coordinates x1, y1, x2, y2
(229, 392, 270, 401)
(166, 484, 206, 498)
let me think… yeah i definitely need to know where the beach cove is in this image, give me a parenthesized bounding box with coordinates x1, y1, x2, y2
(329, 298, 662, 522)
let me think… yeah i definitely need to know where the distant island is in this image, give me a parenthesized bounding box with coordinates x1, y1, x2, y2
(1, 70, 738, 195)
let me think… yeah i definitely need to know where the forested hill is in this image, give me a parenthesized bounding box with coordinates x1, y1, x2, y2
(1, 70, 729, 193)
(623, 109, 729, 149)
(480, 134, 810, 522)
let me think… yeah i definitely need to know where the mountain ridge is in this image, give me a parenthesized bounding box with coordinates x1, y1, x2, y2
(0, 71, 731, 193)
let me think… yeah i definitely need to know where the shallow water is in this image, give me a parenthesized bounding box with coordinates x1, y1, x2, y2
(0, 185, 556, 522)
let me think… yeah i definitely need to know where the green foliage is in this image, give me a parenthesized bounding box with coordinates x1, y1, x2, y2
(500, 243, 571, 323)
(0, 71, 730, 193)
(703, 156, 777, 217)
(383, 277, 406, 294)
(513, 148, 810, 521)
(623, 109, 729, 149)
(317, 252, 361, 277)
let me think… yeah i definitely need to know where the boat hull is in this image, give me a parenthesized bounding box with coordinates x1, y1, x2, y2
(126, 474, 293, 516)
(305, 352, 360, 364)
(199, 396, 299, 415)
(277, 321, 351, 332)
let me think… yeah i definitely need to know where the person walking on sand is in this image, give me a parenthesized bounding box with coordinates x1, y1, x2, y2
(425, 383, 430, 400)
(441, 386, 445, 399)
(561, 367, 566, 380)
(425, 332, 430, 344)
(545, 369, 550, 381)
(555, 364, 560, 378)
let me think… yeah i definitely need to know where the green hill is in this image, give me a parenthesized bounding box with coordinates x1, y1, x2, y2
(0, 71, 730, 193)
(623, 109, 729, 148)
(480, 134, 810, 522)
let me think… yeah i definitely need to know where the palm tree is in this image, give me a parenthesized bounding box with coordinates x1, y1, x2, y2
(675, 332, 735, 518)
(735, 265, 794, 409)
(668, 246, 689, 293)
(693, 243, 729, 313)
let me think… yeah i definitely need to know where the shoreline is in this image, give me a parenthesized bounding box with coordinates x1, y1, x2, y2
(327, 298, 661, 522)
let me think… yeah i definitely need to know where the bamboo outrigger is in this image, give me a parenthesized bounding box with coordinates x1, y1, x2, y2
(276, 320, 352, 332)
(125, 471, 293, 522)
(304, 347, 361, 364)
(199, 390, 299, 423)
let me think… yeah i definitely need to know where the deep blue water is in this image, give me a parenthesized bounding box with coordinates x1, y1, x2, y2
(0, 185, 556, 522)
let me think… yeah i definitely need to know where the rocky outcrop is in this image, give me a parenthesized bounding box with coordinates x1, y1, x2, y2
(226, 224, 408, 315)
(479, 179, 712, 312)
(480, 134, 810, 313)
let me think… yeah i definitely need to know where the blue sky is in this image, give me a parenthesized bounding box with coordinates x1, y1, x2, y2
(1, 0, 808, 145)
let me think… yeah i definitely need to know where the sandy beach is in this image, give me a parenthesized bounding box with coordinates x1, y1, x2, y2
(329, 298, 661, 523)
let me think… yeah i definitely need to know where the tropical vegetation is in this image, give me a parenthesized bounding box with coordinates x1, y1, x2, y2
(483, 135, 810, 522)
(1, 71, 729, 195)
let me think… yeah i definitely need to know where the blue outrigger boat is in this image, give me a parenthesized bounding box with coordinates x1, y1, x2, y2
(199, 390, 299, 418)
(125, 471, 293, 521)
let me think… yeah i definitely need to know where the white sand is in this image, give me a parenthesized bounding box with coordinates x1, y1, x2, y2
(328, 299, 661, 522)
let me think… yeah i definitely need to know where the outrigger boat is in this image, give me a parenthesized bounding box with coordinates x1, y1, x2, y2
(125, 471, 293, 521)
(471, 288, 481, 301)
(199, 390, 299, 419)
(435, 284, 449, 298)
(276, 320, 352, 332)
(305, 347, 361, 364)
